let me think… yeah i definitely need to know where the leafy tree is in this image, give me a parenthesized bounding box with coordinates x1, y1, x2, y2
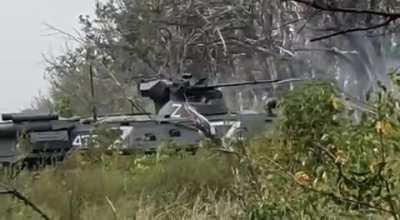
(43, 0, 400, 115)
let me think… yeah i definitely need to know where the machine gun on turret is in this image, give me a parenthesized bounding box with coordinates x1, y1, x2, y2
(139, 74, 302, 118)
(0, 113, 81, 165)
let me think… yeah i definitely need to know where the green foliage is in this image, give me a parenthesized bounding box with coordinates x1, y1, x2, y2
(54, 96, 74, 118)
(245, 79, 400, 219)
(280, 82, 344, 169)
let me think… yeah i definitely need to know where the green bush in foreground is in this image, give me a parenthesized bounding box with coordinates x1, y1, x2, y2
(2, 79, 400, 219)
(246, 80, 400, 219)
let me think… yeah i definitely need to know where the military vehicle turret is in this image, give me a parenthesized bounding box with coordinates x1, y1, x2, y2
(139, 73, 282, 118)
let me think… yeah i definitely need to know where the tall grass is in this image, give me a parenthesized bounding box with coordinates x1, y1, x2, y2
(0, 148, 244, 220)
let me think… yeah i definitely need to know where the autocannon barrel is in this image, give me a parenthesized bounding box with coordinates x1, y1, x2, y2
(0, 122, 55, 137)
(190, 78, 304, 90)
(2, 113, 59, 122)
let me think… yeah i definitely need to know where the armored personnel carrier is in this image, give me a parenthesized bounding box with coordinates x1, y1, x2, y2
(75, 74, 299, 153)
(0, 75, 299, 165)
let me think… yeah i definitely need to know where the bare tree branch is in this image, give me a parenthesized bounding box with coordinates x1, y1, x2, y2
(216, 27, 228, 56)
(290, 0, 400, 18)
(0, 184, 51, 220)
(310, 17, 396, 42)
(43, 23, 84, 43)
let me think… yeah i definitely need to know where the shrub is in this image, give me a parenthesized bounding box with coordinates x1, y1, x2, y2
(246, 80, 400, 219)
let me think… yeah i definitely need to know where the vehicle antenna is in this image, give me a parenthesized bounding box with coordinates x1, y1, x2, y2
(87, 49, 98, 122)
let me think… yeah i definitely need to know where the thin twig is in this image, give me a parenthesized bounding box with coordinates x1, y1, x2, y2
(43, 23, 84, 43)
(291, 0, 400, 18)
(105, 196, 119, 220)
(383, 178, 399, 220)
(262, 155, 395, 215)
(310, 18, 396, 42)
(215, 27, 228, 56)
(0, 184, 51, 220)
(299, 183, 394, 215)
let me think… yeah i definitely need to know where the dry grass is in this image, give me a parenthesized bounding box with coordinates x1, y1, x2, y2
(0, 149, 244, 220)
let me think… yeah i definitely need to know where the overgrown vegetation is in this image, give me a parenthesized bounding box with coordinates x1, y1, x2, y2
(6, 0, 400, 218)
(3, 78, 400, 219)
